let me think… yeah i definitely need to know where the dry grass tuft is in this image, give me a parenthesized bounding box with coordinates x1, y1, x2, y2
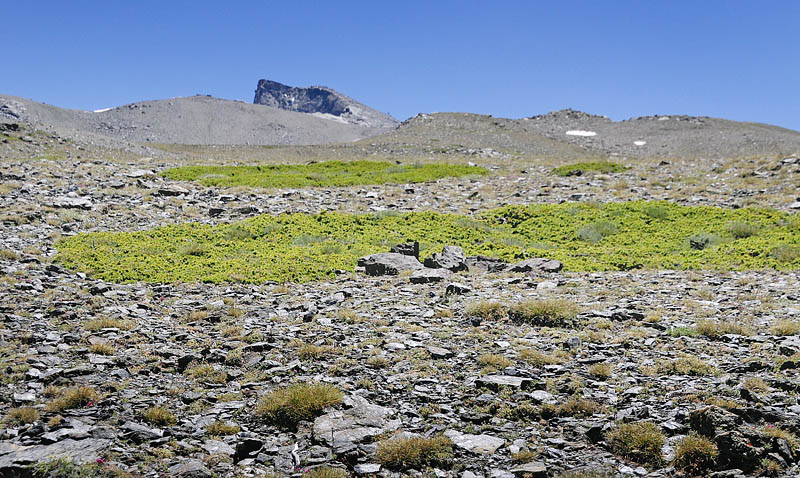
(376, 435, 453, 470)
(256, 382, 343, 429)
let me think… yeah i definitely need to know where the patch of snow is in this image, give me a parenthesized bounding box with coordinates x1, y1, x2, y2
(565, 130, 597, 137)
(634, 140, 647, 146)
(657, 116, 670, 121)
(93, 108, 112, 113)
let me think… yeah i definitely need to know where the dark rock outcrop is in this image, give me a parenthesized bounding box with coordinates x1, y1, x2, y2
(253, 79, 398, 129)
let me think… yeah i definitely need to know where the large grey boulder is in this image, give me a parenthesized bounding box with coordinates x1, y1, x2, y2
(508, 258, 563, 273)
(444, 429, 505, 454)
(424, 246, 468, 272)
(0, 438, 110, 469)
(358, 253, 423, 276)
(313, 395, 401, 454)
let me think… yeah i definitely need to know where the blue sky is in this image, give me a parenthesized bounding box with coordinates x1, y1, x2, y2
(3, 1, 798, 130)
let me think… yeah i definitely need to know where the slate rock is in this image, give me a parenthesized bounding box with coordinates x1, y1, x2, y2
(424, 245, 468, 272)
(446, 282, 472, 295)
(508, 258, 563, 273)
(476, 375, 537, 391)
(444, 429, 504, 454)
(313, 395, 401, 454)
(168, 459, 213, 478)
(390, 241, 419, 259)
(509, 462, 547, 477)
(0, 438, 110, 468)
(409, 268, 451, 284)
(358, 253, 423, 276)
(51, 196, 92, 210)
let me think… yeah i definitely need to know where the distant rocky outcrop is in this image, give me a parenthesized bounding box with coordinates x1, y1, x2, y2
(253, 79, 398, 129)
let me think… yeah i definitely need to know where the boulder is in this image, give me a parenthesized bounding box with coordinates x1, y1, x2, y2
(358, 253, 423, 276)
(424, 246, 468, 272)
(508, 258, 563, 273)
(313, 395, 401, 454)
(444, 429, 505, 454)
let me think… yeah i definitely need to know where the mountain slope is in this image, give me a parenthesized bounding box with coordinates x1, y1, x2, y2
(0, 94, 393, 146)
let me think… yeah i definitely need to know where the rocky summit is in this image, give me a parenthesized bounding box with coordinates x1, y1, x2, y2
(1, 85, 800, 478)
(254, 79, 399, 130)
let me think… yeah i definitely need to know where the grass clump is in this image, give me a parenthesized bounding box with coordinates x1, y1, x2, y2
(552, 161, 629, 177)
(183, 363, 227, 384)
(605, 421, 665, 468)
(727, 221, 759, 239)
(465, 300, 507, 321)
(46, 386, 99, 412)
(256, 382, 342, 429)
(542, 397, 603, 418)
(695, 319, 753, 338)
(141, 406, 176, 426)
(88, 343, 115, 355)
(769, 319, 800, 336)
(517, 348, 568, 366)
(477, 353, 512, 373)
(55, 201, 800, 284)
(5, 406, 40, 425)
(376, 435, 453, 470)
(206, 420, 240, 436)
(84, 317, 132, 331)
(760, 425, 799, 452)
(162, 160, 488, 188)
(673, 433, 718, 475)
(658, 356, 719, 376)
(508, 298, 581, 327)
(577, 221, 618, 243)
(302, 467, 347, 478)
(587, 363, 612, 379)
(770, 244, 800, 263)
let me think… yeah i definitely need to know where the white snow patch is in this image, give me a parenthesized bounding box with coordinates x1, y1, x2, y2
(634, 140, 647, 146)
(565, 130, 597, 137)
(93, 108, 112, 113)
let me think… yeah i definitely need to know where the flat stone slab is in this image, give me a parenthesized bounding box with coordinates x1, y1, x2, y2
(409, 268, 451, 284)
(358, 253, 423, 276)
(476, 375, 536, 391)
(444, 429, 504, 454)
(508, 258, 563, 273)
(510, 462, 547, 477)
(0, 438, 110, 468)
(313, 395, 401, 453)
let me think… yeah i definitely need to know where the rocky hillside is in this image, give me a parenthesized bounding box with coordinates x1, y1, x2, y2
(371, 110, 800, 160)
(0, 94, 391, 146)
(254, 79, 398, 130)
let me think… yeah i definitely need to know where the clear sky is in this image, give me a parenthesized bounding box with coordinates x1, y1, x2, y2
(2, 1, 798, 130)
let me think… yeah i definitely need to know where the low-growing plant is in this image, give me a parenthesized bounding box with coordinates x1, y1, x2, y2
(587, 363, 612, 379)
(205, 420, 240, 436)
(688, 233, 720, 250)
(464, 300, 507, 321)
(508, 298, 581, 327)
(376, 435, 453, 470)
(552, 161, 629, 177)
(760, 425, 799, 452)
(741, 376, 769, 394)
(769, 319, 800, 336)
(184, 363, 227, 384)
(303, 466, 348, 478)
(256, 382, 343, 429)
(605, 421, 665, 467)
(770, 244, 800, 263)
(517, 348, 569, 366)
(578, 221, 618, 243)
(658, 356, 719, 376)
(643, 204, 670, 220)
(673, 433, 719, 476)
(162, 160, 488, 188)
(33, 458, 131, 478)
(477, 353, 512, 372)
(541, 397, 603, 418)
(695, 319, 753, 338)
(726, 221, 759, 238)
(46, 386, 99, 412)
(5, 406, 40, 425)
(84, 317, 133, 331)
(88, 343, 115, 355)
(142, 406, 176, 426)
(668, 326, 699, 337)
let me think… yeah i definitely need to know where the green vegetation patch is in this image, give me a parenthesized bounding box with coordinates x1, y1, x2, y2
(552, 161, 629, 177)
(55, 201, 800, 284)
(161, 160, 488, 188)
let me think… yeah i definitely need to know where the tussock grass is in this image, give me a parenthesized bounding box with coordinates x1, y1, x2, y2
(206, 420, 240, 436)
(770, 319, 800, 336)
(605, 421, 665, 467)
(256, 382, 342, 429)
(658, 356, 719, 376)
(695, 319, 753, 338)
(376, 435, 453, 470)
(5, 407, 40, 425)
(46, 386, 99, 412)
(552, 161, 629, 177)
(142, 406, 176, 426)
(673, 433, 718, 475)
(465, 300, 507, 321)
(508, 298, 581, 327)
